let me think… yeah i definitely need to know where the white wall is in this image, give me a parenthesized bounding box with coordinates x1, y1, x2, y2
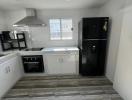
(98, 0, 126, 82)
(0, 10, 6, 51)
(4, 9, 26, 30)
(29, 9, 100, 47)
(5, 8, 100, 47)
(0, 9, 26, 51)
(99, 0, 132, 99)
(113, 5, 132, 100)
(0, 10, 6, 31)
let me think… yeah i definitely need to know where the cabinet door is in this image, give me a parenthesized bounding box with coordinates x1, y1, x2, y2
(0, 56, 23, 98)
(46, 53, 77, 75)
(46, 54, 61, 74)
(61, 54, 76, 74)
(0, 61, 11, 98)
(9, 56, 23, 81)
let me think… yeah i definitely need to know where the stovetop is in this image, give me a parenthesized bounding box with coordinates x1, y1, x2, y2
(24, 48, 43, 51)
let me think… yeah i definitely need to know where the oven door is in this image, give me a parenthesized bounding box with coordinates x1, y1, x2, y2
(22, 55, 44, 73)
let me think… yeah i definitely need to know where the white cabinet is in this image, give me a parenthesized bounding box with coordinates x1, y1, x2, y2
(46, 54, 62, 74)
(0, 64, 9, 96)
(60, 54, 77, 74)
(0, 55, 23, 98)
(45, 52, 78, 75)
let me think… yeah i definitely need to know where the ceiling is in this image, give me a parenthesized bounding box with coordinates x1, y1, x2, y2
(0, 0, 109, 10)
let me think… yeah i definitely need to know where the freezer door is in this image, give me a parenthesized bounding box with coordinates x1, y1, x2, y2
(83, 18, 109, 39)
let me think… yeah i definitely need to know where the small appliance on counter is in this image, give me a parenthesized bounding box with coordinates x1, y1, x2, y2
(0, 31, 27, 51)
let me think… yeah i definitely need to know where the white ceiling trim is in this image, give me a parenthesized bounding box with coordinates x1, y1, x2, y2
(0, 0, 109, 10)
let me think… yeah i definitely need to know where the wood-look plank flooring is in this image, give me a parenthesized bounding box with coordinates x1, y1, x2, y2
(2, 75, 123, 100)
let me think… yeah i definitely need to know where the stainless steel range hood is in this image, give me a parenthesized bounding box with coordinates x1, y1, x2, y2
(13, 9, 46, 27)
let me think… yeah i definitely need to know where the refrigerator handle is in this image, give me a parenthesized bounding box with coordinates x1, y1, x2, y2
(91, 45, 96, 53)
(103, 21, 108, 32)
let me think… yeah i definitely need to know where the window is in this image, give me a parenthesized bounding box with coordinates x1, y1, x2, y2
(49, 19, 73, 40)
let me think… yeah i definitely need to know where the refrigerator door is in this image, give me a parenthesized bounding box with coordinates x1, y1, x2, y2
(83, 18, 109, 39)
(80, 40, 107, 76)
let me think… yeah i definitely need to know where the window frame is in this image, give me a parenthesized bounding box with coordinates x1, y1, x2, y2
(49, 18, 73, 40)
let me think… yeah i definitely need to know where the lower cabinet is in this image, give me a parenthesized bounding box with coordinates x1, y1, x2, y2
(45, 53, 78, 75)
(0, 55, 23, 98)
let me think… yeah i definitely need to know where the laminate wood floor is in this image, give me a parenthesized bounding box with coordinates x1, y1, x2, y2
(2, 75, 123, 100)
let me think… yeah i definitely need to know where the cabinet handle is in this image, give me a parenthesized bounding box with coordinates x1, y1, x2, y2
(8, 67, 10, 72)
(58, 58, 63, 63)
(5, 67, 8, 73)
(5, 67, 11, 74)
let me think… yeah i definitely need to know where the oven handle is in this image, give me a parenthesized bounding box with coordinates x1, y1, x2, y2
(23, 62, 40, 64)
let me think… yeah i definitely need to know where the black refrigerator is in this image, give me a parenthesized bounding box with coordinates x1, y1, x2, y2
(78, 17, 109, 76)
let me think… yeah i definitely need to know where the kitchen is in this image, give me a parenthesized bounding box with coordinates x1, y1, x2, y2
(0, 0, 132, 100)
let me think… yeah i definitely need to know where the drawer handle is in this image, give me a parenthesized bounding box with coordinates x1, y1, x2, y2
(58, 58, 63, 63)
